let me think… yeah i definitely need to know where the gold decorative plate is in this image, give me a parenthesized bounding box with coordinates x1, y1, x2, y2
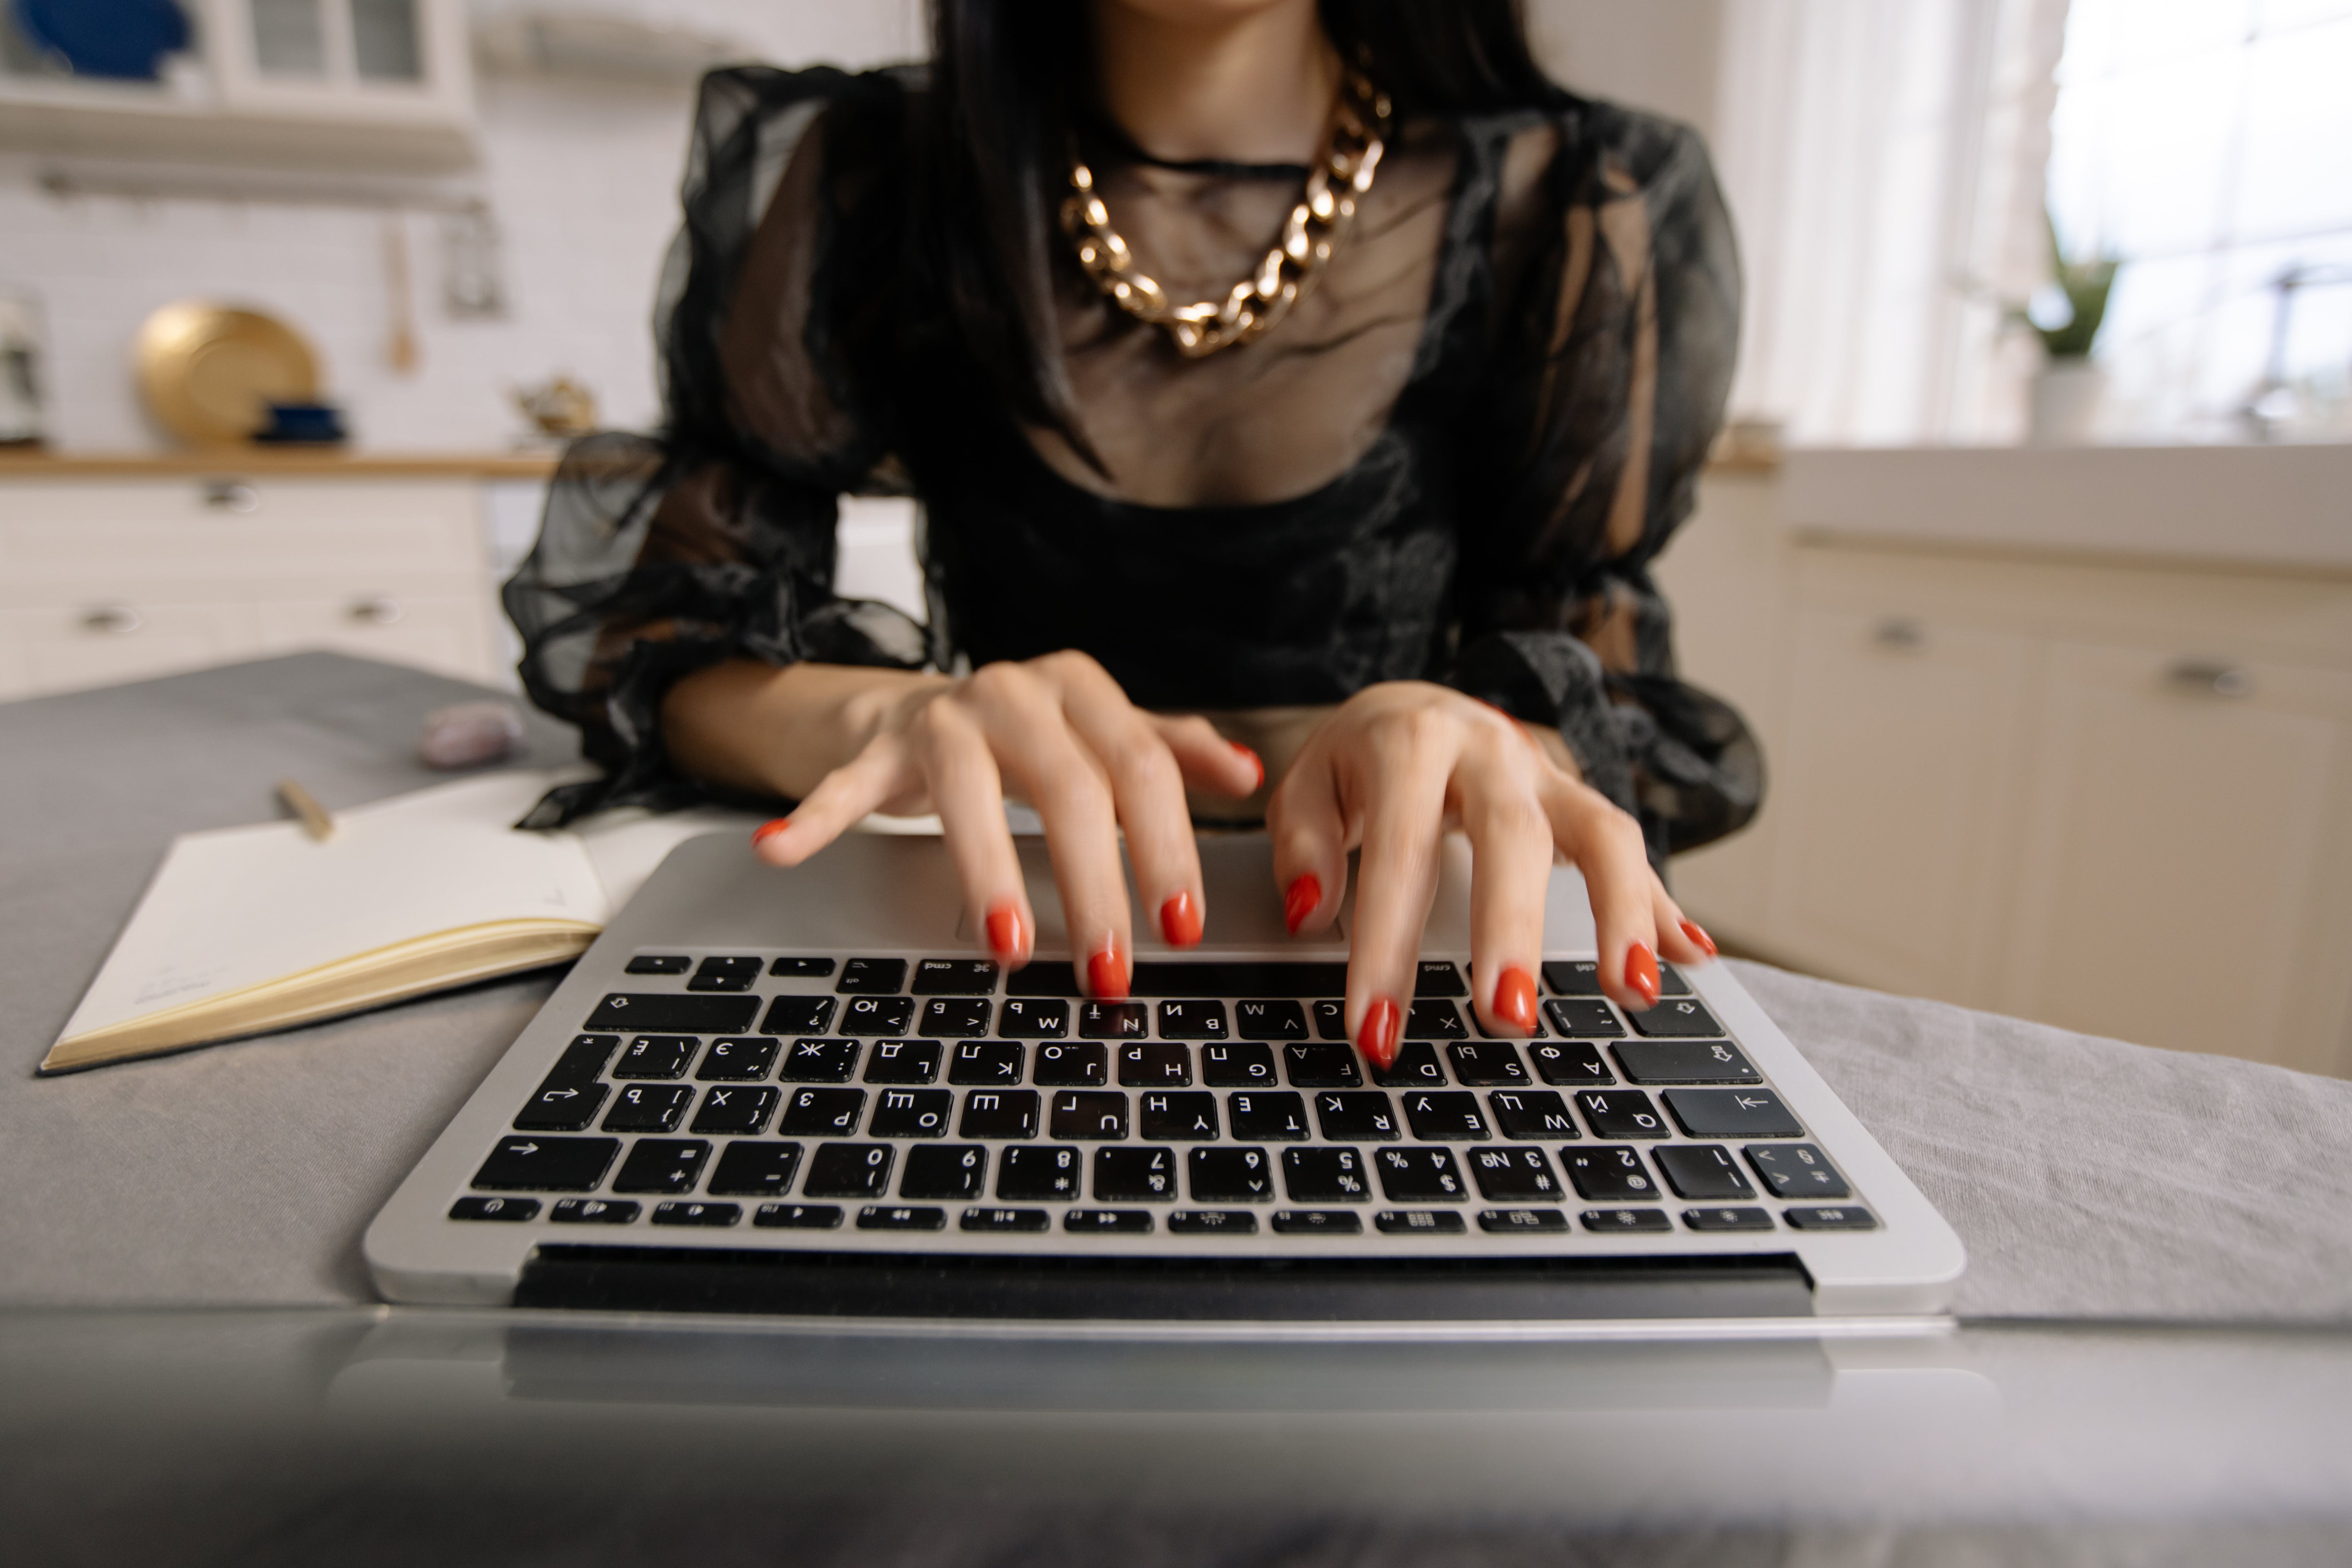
(136, 302, 320, 445)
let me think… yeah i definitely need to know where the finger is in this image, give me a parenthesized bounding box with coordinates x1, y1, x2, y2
(1266, 742, 1348, 939)
(751, 734, 909, 868)
(1652, 886, 1716, 968)
(909, 698, 1035, 969)
(1150, 711, 1264, 799)
(1544, 778, 1660, 1012)
(1344, 713, 1458, 1067)
(1056, 674, 1206, 950)
(1457, 743, 1554, 1037)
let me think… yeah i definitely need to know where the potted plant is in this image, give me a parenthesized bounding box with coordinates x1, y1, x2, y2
(2015, 213, 2120, 445)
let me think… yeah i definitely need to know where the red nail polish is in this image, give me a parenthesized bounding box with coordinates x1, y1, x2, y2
(1680, 919, 1719, 959)
(1492, 966, 1538, 1033)
(751, 818, 790, 848)
(1086, 939, 1128, 1000)
(1232, 742, 1265, 792)
(1160, 891, 1202, 948)
(1284, 874, 1321, 935)
(1625, 943, 1661, 1008)
(1357, 997, 1401, 1069)
(985, 902, 1027, 964)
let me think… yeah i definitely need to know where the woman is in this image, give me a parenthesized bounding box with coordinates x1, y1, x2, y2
(506, 0, 1757, 1067)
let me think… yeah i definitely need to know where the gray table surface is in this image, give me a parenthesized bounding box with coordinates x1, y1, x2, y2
(5, 653, 2351, 1323)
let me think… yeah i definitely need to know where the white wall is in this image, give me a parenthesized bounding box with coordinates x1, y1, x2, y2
(1526, 0, 1725, 141)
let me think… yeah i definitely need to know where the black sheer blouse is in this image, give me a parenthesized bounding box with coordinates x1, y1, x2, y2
(507, 65, 1759, 861)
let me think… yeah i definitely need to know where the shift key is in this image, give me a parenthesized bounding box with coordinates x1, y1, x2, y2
(584, 994, 759, 1033)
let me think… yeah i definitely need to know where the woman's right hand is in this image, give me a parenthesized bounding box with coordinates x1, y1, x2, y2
(746, 650, 1263, 994)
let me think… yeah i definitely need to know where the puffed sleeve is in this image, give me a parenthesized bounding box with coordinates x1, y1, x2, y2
(504, 66, 926, 828)
(1449, 102, 1759, 863)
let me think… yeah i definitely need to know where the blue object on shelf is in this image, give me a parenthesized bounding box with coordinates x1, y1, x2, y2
(13, 0, 191, 82)
(256, 402, 349, 446)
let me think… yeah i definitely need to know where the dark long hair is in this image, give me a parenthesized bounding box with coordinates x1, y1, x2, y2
(918, 0, 1559, 452)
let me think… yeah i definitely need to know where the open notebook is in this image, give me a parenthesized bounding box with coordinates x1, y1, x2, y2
(42, 771, 767, 1075)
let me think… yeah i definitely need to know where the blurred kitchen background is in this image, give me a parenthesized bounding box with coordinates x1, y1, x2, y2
(2, 0, 2348, 1077)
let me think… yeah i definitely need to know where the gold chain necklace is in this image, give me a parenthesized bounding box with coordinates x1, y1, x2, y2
(1063, 66, 1393, 359)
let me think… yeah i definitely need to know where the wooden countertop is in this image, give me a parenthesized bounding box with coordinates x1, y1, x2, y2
(0, 449, 562, 480)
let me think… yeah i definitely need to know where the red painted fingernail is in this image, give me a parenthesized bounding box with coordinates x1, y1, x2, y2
(1680, 919, 1718, 958)
(1284, 874, 1321, 935)
(1160, 891, 1202, 948)
(985, 902, 1028, 964)
(1493, 966, 1538, 1033)
(751, 818, 790, 848)
(1086, 938, 1129, 1000)
(1357, 997, 1401, 1069)
(1625, 943, 1661, 1009)
(1232, 742, 1265, 792)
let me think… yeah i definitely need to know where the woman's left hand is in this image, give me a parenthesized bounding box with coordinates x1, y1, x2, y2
(1267, 681, 1716, 1067)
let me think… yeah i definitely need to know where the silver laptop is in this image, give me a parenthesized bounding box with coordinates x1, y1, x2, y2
(366, 830, 1965, 1322)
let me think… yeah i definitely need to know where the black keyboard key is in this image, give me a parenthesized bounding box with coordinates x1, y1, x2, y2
(1119, 1042, 1193, 1087)
(1577, 1089, 1671, 1139)
(778, 1038, 860, 1083)
(1544, 960, 1692, 998)
(1446, 1041, 1528, 1086)
(1487, 1089, 1578, 1140)
(1582, 1207, 1673, 1233)
(1376, 1209, 1467, 1235)
(1612, 1040, 1760, 1084)
(760, 995, 838, 1035)
(603, 1083, 693, 1133)
(624, 955, 690, 975)
(514, 1080, 608, 1132)
(653, 1200, 740, 1226)
(1170, 1209, 1259, 1235)
(1048, 1090, 1129, 1140)
(612, 1138, 711, 1194)
(1663, 1088, 1803, 1139)
(802, 1141, 893, 1198)
(1479, 1207, 1569, 1233)
(706, 1140, 803, 1197)
(1468, 1146, 1562, 1201)
(472, 1135, 618, 1192)
(1094, 1146, 1177, 1201)
(1065, 1209, 1153, 1234)
(1281, 1146, 1370, 1202)
(1140, 1091, 1219, 1140)
(1402, 1090, 1490, 1141)
(586, 994, 758, 1033)
(996, 998, 1070, 1036)
(697, 1036, 781, 1081)
(1684, 1206, 1774, 1232)
(864, 1039, 945, 1084)
(842, 996, 917, 1037)
(949, 1040, 1025, 1085)
(755, 1202, 843, 1228)
(450, 1195, 537, 1221)
(837, 958, 908, 994)
(1543, 999, 1624, 1038)
(1563, 1145, 1660, 1201)
(1627, 997, 1724, 1038)
(1654, 1144, 1756, 1201)
(1157, 1000, 1228, 1040)
(1079, 1001, 1150, 1039)
(1786, 1205, 1878, 1231)
(550, 1197, 639, 1224)
(1745, 1143, 1851, 1199)
(920, 998, 992, 1038)
(1529, 1041, 1614, 1085)
(1188, 1147, 1275, 1201)
(1282, 1042, 1361, 1088)
(1227, 1090, 1311, 1141)
(1473, 1007, 1548, 1040)
(1414, 960, 1467, 997)
(957, 1088, 1040, 1139)
(1315, 1090, 1400, 1141)
(1233, 1000, 1307, 1040)
(869, 1087, 954, 1137)
(769, 957, 835, 978)
(1372, 1041, 1449, 1089)
(1311, 1000, 1348, 1040)
(688, 955, 761, 992)
(1272, 1209, 1362, 1235)
(859, 1204, 946, 1231)
(1407, 999, 1467, 1038)
(962, 1207, 1050, 1232)
(912, 958, 996, 995)
(611, 1035, 697, 1079)
(1006, 963, 1082, 998)
(1034, 1041, 1108, 1087)
(779, 1087, 866, 1136)
(1202, 1041, 1278, 1086)
(901, 1144, 989, 1199)
(998, 1145, 1081, 1199)
(1375, 1146, 1467, 1202)
(545, 1033, 621, 1082)
(689, 1085, 779, 1136)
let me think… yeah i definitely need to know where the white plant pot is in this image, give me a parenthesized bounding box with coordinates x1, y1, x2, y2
(2029, 360, 2106, 446)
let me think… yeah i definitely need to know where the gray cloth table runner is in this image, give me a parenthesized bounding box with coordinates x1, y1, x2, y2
(3, 654, 2349, 1321)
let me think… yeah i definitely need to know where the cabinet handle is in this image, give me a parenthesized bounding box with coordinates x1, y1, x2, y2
(2166, 659, 2252, 699)
(79, 603, 144, 635)
(202, 480, 260, 514)
(346, 595, 404, 626)
(1871, 616, 1925, 652)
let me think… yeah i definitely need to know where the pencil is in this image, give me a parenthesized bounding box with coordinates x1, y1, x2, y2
(276, 778, 336, 842)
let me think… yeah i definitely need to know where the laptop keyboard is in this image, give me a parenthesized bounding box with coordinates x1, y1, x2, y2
(450, 955, 1877, 1240)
